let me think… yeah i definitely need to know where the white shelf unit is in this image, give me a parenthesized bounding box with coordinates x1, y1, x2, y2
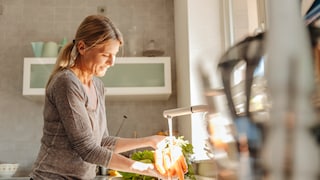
(23, 57, 172, 101)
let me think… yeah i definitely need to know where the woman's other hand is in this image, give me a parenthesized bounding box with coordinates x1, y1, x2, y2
(149, 135, 167, 149)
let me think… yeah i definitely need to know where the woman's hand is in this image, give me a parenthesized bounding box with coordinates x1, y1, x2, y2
(130, 160, 175, 180)
(154, 138, 188, 180)
(113, 135, 167, 153)
(148, 164, 177, 180)
(149, 135, 167, 149)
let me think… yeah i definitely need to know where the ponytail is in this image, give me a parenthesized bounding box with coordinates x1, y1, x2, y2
(46, 42, 76, 88)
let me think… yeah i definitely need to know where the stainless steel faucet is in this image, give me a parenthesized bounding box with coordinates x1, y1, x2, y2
(163, 105, 209, 119)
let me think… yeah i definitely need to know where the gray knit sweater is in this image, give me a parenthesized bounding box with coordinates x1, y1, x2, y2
(30, 69, 117, 180)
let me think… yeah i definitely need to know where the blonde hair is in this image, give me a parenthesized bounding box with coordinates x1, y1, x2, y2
(46, 15, 123, 88)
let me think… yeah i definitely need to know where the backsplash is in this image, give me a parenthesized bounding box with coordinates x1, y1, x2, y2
(0, 0, 176, 176)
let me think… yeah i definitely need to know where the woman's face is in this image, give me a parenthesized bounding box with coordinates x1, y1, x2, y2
(79, 39, 120, 77)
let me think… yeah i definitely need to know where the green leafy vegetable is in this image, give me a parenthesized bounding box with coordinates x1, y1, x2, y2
(131, 150, 155, 162)
(119, 150, 157, 180)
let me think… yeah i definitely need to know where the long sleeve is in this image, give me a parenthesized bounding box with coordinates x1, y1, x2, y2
(31, 69, 114, 179)
(50, 71, 112, 165)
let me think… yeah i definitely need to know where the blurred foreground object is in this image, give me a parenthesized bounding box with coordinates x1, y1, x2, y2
(264, 0, 320, 179)
(200, 1, 320, 179)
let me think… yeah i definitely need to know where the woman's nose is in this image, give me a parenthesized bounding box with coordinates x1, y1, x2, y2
(108, 55, 116, 66)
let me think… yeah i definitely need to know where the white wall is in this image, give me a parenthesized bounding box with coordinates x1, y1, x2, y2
(174, 0, 224, 160)
(174, 0, 264, 161)
(173, 0, 191, 149)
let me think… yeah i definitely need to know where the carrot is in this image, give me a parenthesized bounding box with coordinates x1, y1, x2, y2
(155, 140, 189, 179)
(178, 155, 188, 174)
(163, 150, 176, 177)
(154, 149, 166, 175)
(173, 158, 184, 180)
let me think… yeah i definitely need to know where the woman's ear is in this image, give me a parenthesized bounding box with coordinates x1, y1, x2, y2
(77, 40, 86, 55)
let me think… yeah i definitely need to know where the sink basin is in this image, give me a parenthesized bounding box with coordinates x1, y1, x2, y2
(95, 176, 122, 180)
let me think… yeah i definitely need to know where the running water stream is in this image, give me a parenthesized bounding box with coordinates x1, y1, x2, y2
(166, 116, 173, 180)
(167, 116, 173, 137)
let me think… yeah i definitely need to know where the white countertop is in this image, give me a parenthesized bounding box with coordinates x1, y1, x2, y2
(0, 176, 111, 180)
(1, 175, 215, 180)
(0, 178, 29, 180)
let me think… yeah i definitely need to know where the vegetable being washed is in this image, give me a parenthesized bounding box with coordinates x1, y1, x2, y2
(154, 141, 188, 180)
(118, 136, 195, 180)
(119, 150, 157, 180)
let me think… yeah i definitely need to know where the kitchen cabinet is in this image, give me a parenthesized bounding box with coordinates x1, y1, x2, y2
(23, 57, 172, 101)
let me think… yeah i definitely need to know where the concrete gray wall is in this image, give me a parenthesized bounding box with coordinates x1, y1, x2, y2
(0, 0, 176, 176)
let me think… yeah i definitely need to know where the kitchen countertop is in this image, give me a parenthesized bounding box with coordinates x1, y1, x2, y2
(0, 178, 30, 180)
(194, 175, 217, 180)
(0, 176, 112, 180)
(1, 175, 215, 180)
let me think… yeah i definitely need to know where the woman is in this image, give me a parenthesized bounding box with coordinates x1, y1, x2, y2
(30, 15, 168, 180)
